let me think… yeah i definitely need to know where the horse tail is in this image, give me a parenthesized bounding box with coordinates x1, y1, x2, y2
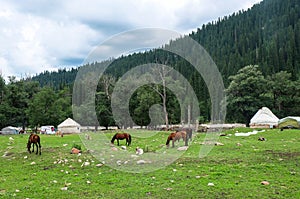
(128, 134, 131, 146)
(111, 133, 117, 144)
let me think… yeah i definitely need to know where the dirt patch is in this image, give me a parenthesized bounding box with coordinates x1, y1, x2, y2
(264, 150, 300, 159)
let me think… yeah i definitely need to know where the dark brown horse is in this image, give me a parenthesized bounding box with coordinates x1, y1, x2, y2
(27, 134, 41, 155)
(182, 128, 193, 141)
(111, 133, 131, 146)
(166, 131, 187, 148)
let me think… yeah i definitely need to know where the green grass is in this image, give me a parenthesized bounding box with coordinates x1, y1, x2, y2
(0, 128, 299, 198)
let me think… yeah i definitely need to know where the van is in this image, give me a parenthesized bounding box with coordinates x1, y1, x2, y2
(40, 126, 56, 134)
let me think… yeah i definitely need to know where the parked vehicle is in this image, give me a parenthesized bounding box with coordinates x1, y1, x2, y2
(40, 126, 56, 134)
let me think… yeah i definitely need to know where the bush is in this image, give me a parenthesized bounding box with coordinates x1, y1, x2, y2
(72, 143, 81, 150)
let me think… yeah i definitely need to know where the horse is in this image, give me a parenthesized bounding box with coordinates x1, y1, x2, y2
(166, 131, 187, 148)
(56, 130, 63, 137)
(182, 128, 193, 141)
(27, 134, 41, 155)
(111, 133, 131, 146)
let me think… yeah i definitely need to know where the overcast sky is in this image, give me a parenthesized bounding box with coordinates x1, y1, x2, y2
(0, 0, 262, 81)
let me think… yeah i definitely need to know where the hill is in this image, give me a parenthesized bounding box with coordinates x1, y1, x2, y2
(31, 0, 300, 86)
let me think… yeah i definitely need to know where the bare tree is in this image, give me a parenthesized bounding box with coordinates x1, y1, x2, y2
(101, 75, 115, 99)
(150, 58, 172, 129)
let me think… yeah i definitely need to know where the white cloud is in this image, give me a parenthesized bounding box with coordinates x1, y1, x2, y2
(0, 0, 262, 80)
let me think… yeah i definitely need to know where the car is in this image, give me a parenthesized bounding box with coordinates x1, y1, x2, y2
(40, 126, 56, 134)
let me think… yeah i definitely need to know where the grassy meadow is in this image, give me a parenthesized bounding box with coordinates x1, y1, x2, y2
(0, 128, 299, 198)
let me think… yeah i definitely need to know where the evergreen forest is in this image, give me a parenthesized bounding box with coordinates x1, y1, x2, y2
(0, 0, 299, 130)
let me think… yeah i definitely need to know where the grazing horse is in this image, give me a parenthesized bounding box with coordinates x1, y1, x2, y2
(166, 131, 187, 148)
(111, 133, 131, 146)
(182, 128, 193, 141)
(27, 134, 41, 155)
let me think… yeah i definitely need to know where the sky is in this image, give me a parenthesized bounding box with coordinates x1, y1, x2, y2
(0, 0, 262, 81)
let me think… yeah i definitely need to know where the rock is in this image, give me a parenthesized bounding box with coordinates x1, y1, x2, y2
(71, 148, 81, 154)
(137, 160, 146, 164)
(215, 142, 224, 146)
(81, 161, 90, 167)
(177, 146, 189, 151)
(136, 147, 144, 155)
(258, 137, 266, 141)
(261, 181, 270, 185)
(111, 147, 118, 151)
(208, 182, 215, 186)
(236, 143, 242, 146)
(121, 146, 126, 150)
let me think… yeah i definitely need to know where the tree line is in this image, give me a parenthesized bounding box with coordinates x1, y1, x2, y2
(1, 0, 299, 129)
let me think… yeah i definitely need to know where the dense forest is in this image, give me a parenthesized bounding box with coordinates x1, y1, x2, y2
(1, 0, 300, 130)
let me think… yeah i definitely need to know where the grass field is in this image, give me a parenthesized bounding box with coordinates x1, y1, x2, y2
(0, 128, 299, 199)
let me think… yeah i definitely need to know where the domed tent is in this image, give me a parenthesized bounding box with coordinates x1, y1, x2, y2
(58, 118, 81, 134)
(1, 126, 19, 135)
(249, 107, 279, 128)
(278, 116, 300, 129)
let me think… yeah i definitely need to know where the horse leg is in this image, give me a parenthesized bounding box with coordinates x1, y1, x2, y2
(39, 141, 41, 155)
(35, 143, 38, 155)
(117, 139, 119, 146)
(172, 140, 175, 148)
(32, 143, 35, 153)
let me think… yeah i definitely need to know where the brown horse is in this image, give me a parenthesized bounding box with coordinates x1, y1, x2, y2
(27, 134, 41, 155)
(111, 133, 131, 146)
(166, 131, 187, 148)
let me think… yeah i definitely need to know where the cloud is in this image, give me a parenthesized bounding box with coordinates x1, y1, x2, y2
(0, 0, 262, 80)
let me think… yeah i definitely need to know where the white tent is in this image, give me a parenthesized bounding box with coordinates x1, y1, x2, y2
(58, 118, 81, 134)
(1, 126, 19, 135)
(250, 107, 279, 128)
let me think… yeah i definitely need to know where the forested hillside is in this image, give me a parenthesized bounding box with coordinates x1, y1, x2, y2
(1, 0, 299, 129)
(32, 0, 300, 85)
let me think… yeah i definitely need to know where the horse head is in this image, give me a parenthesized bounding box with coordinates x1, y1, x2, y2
(27, 141, 31, 153)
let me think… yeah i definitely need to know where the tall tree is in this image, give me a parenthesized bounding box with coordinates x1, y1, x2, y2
(226, 65, 269, 125)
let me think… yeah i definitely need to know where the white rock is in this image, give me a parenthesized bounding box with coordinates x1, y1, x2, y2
(137, 160, 146, 164)
(177, 146, 189, 151)
(121, 146, 126, 150)
(208, 182, 214, 186)
(136, 147, 144, 155)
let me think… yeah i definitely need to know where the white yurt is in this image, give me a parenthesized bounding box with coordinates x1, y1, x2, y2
(249, 107, 279, 128)
(58, 118, 81, 134)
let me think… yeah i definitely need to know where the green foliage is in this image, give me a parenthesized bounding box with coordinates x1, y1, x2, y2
(226, 65, 269, 124)
(72, 143, 81, 150)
